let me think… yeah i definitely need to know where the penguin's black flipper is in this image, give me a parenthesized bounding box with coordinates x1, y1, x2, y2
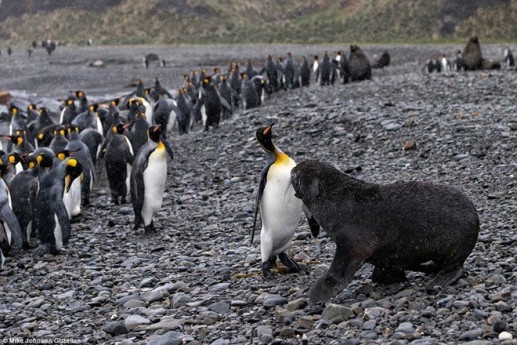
(0, 194, 23, 249)
(130, 154, 148, 229)
(251, 162, 273, 245)
(218, 94, 232, 112)
(54, 199, 71, 246)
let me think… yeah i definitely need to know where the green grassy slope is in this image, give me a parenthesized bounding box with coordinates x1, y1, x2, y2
(0, 0, 515, 46)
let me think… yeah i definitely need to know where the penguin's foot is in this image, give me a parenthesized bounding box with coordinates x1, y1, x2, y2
(22, 242, 37, 250)
(71, 214, 83, 223)
(35, 244, 51, 256)
(144, 221, 156, 235)
(268, 256, 277, 268)
(278, 252, 301, 273)
(112, 198, 120, 205)
(261, 262, 275, 280)
(121, 197, 127, 204)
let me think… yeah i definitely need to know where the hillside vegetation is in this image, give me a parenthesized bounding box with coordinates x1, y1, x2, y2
(0, 0, 516, 46)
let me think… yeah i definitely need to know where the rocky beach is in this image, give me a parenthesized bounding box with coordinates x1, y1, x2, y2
(0, 44, 516, 344)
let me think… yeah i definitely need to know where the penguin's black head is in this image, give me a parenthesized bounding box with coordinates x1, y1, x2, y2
(38, 107, 49, 116)
(112, 123, 127, 134)
(256, 123, 276, 153)
(75, 90, 85, 99)
(202, 77, 211, 86)
(27, 104, 36, 111)
(148, 125, 163, 143)
(8, 104, 19, 115)
(8, 152, 22, 166)
(0, 159, 7, 177)
(64, 158, 83, 193)
(31, 148, 55, 169)
(110, 98, 120, 107)
(56, 150, 71, 161)
(88, 104, 98, 113)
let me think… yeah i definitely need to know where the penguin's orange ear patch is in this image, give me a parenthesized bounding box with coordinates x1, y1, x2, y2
(67, 158, 78, 167)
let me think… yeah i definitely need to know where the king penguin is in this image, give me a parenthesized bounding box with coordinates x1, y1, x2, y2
(33, 157, 83, 255)
(130, 125, 170, 234)
(252, 123, 302, 279)
(104, 123, 134, 205)
(0, 159, 23, 269)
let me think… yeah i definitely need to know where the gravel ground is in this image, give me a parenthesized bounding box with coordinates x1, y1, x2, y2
(0, 44, 516, 345)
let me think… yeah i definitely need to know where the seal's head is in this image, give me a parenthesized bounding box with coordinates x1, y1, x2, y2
(291, 160, 334, 205)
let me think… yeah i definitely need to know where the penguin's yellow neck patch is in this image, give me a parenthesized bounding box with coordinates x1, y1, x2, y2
(157, 141, 165, 151)
(275, 151, 291, 165)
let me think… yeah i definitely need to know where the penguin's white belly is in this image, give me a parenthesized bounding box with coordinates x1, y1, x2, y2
(54, 214, 63, 250)
(141, 152, 167, 226)
(63, 178, 82, 219)
(201, 105, 207, 127)
(126, 163, 132, 196)
(260, 164, 302, 260)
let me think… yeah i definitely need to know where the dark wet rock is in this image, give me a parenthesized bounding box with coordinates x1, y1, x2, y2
(102, 321, 129, 336)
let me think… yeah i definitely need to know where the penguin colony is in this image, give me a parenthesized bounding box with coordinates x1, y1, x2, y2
(423, 36, 510, 73)
(0, 38, 513, 298)
(0, 45, 373, 270)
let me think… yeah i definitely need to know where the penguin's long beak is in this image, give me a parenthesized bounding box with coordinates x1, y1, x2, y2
(64, 175, 72, 193)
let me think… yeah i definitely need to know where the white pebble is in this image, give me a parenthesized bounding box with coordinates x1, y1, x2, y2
(499, 331, 513, 341)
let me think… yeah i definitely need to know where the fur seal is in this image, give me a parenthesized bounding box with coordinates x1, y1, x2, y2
(290, 160, 479, 303)
(462, 36, 483, 71)
(348, 45, 372, 81)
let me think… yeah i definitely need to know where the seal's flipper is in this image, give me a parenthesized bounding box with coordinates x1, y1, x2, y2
(309, 241, 366, 303)
(426, 265, 465, 292)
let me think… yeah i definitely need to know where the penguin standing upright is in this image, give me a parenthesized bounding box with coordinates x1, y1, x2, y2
(130, 125, 170, 234)
(176, 88, 193, 135)
(0, 160, 23, 269)
(504, 47, 515, 67)
(199, 78, 221, 131)
(65, 127, 95, 206)
(319, 51, 332, 86)
(283, 52, 295, 89)
(311, 55, 320, 83)
(241, 73, 260, 110)
(218, 76, 233, 120)
(8, 156, 39, 249)
(252, 123, 302, 279)
(103, 124, 134, 205)
(299, 56, 311, 87)
(33, 157, 82, 255)
(264, 54, 279, 91)
(59, 97, 78, 125)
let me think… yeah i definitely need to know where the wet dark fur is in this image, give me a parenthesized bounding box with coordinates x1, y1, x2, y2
(348, 45, 372, 81)
(291, 160, 479, 303)
(462, 36, 483, 71)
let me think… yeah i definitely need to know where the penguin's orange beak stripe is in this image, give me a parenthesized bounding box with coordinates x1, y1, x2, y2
(262, 125, 272, 136)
